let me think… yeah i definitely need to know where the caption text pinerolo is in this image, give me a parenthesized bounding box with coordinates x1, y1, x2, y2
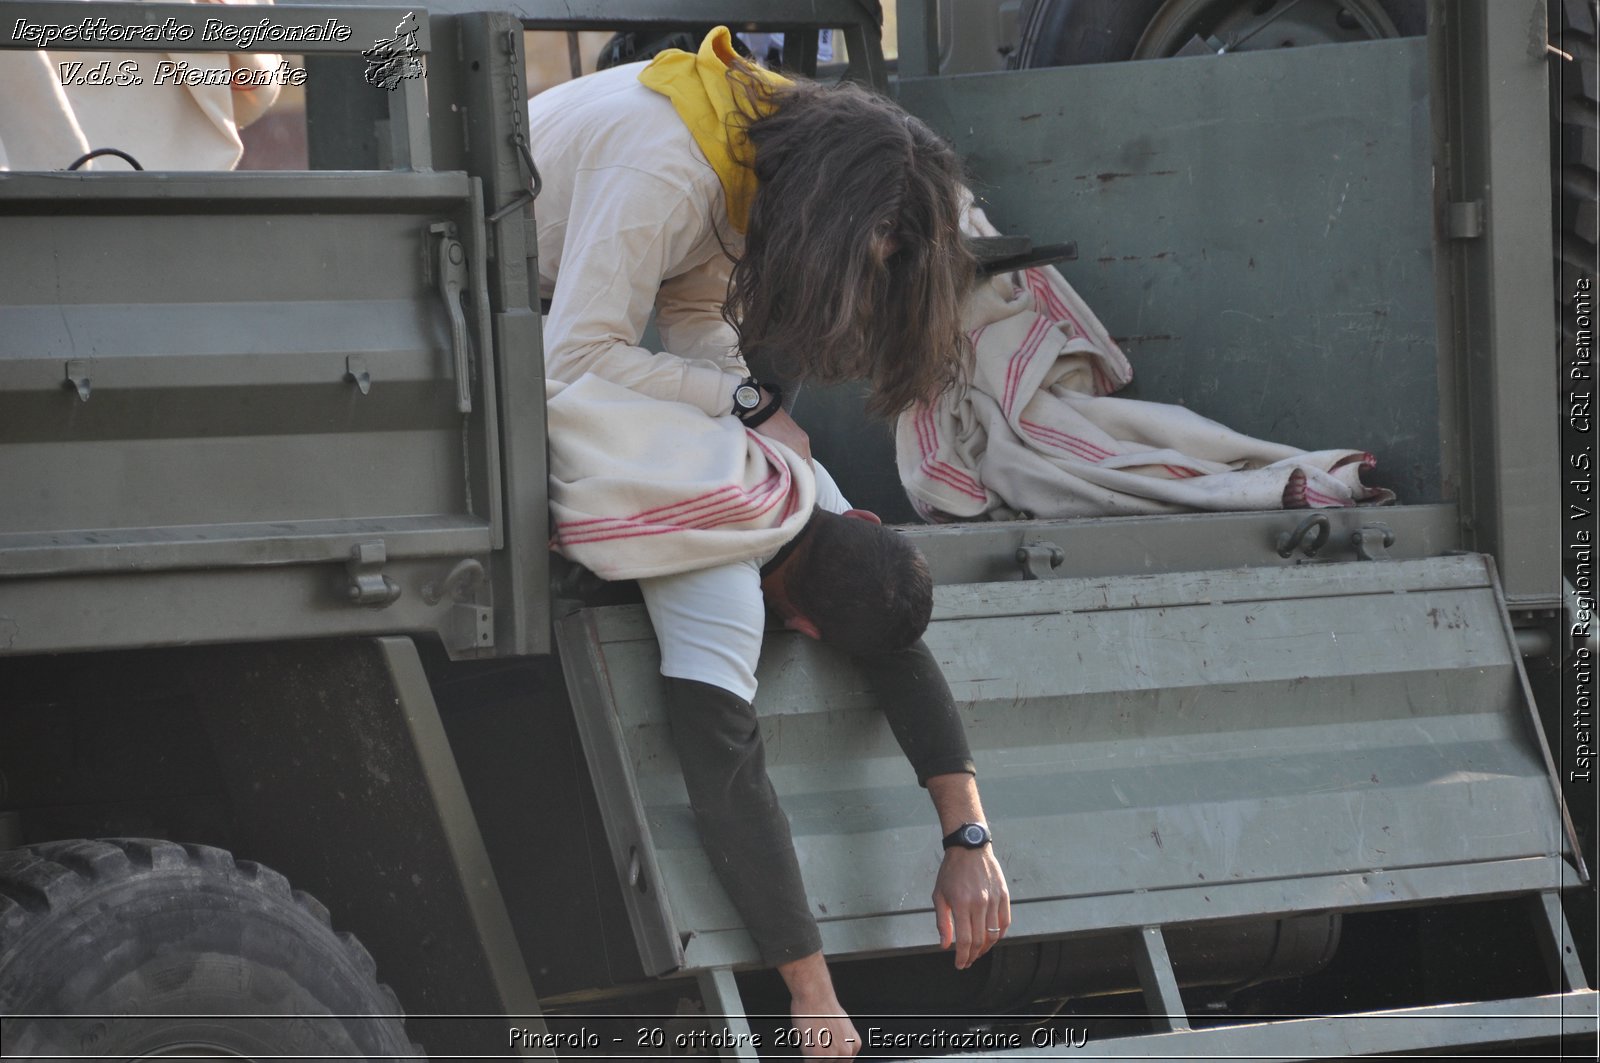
(509, 1025, 1092, 1052)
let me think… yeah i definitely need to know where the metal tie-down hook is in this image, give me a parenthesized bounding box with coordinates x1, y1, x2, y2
(1276, 513, 1330, 559)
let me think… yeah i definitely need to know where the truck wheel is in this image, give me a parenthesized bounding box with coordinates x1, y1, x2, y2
(1014, 0, 1424, 67)
(0, 839, 419, 1060)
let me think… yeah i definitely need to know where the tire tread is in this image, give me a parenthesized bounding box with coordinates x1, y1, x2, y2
(1, 838, 418, 1054)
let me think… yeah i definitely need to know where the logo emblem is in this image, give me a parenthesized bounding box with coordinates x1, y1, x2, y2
(363, 12, 423, 90)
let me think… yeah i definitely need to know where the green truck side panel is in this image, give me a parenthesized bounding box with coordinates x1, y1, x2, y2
(897, 38, 1439, 506)
(1428, 0, 1563, 606)
(186, 637, 540, 1054)
(0, 0, 1587, 1054)
(561, 555, 1576, 972)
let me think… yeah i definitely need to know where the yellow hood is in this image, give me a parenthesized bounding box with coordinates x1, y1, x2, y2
(638, 26, 792, 234)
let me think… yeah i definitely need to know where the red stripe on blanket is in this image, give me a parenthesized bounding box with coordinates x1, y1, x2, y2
(1019, 418, 1114, 463)
(1304, 486, 1349, 508)
(748, 433, 805, 523)
(1331, 451, 1377, 471)
(1002, 315, 1054, 415)
(559, 456, 788, 542)
(920, 461, 989, 502)
(559, 480, 771, 537)
(557, 484, 742, 530)
(1091, 362, 1113, 396)
(916, 404, 987, 499)
(1026, 270, 1090, 341)
(559, 470, 789, 544)
(560, 433, 804, 546)
(912, 401, 935, 459)
(1025, 271, 1123, 396)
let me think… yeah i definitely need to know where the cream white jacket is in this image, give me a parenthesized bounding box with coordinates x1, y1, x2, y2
(526, 62, 749, 417)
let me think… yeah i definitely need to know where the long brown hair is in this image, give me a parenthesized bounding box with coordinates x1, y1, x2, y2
(723, 72, 974, 417)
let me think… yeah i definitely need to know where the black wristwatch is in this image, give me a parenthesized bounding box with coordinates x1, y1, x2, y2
(732, 377, 764, 419)
(732, 378, 783, 429)
(942, 822, 992, 850)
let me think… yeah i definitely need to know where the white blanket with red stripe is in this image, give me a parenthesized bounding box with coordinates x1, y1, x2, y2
(896, 210, 1394, 521)
(546, 373, 815, 580)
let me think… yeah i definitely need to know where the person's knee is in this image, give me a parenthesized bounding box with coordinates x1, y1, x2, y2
(663, 677, 774, 806)
(639, 563, 766, 700)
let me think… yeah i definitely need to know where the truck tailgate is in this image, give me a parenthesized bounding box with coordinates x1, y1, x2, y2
(558, 553, 1580, 975)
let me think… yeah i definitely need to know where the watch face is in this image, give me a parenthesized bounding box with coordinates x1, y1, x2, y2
(735, 384, 761, 411)
(962, 824, 987, 846)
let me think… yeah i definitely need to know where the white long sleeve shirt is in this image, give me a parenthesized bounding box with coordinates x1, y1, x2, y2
(527, 62, 749, 416)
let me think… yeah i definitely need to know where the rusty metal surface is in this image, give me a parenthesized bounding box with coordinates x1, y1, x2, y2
(894, 37, 1439, 507)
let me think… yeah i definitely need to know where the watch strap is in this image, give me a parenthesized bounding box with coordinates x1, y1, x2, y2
(941, 822, 991, 850)
(739, 382, 784, 429)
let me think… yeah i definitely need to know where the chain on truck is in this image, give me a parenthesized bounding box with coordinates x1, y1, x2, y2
(0, 0, 1596, 1058)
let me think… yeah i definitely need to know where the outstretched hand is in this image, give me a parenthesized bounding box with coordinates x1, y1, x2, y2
(933, 846, 1010, 969)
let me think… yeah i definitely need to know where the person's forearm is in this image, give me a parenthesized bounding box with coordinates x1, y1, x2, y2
(854, 640, 974, 784)
(926, 771, 989, 834)
(777, 951, 836, 1003)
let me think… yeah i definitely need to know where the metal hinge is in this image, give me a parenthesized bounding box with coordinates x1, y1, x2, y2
(346, 540, 401, 606)
(1447, 200, 1484, 240)
(449, 602, 494, 654)
(1351, 523, 1396, 561)
(1017, 541, 1064, 579)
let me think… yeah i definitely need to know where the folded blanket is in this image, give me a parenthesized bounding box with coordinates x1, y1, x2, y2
(547, 373, 815, 580)
(897, 208, 1394, 521)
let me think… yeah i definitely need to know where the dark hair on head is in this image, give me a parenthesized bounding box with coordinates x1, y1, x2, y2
(722, 71, 975, 418)
(785, 510, 933, 656)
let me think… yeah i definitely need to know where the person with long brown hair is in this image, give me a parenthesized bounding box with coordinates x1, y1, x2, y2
(528, 27, 1005, 1055)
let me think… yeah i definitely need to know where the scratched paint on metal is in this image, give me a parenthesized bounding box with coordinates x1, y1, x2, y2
(566, 555, 1567, 969)
(890, 37, 1439, 506)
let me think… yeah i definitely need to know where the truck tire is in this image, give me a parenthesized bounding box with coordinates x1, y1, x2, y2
(1013, 0, 1424, 67)
(0, 838, 419, 1061)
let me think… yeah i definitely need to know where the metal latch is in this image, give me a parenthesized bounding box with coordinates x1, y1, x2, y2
(1017, 541, 1064, 579)
(64, 360, 91, 402)
(428, 221, 473, 414)
(346, 540, 401, 606)
(1351, 523, 1396, 561)
(345, 355, 371, 395)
